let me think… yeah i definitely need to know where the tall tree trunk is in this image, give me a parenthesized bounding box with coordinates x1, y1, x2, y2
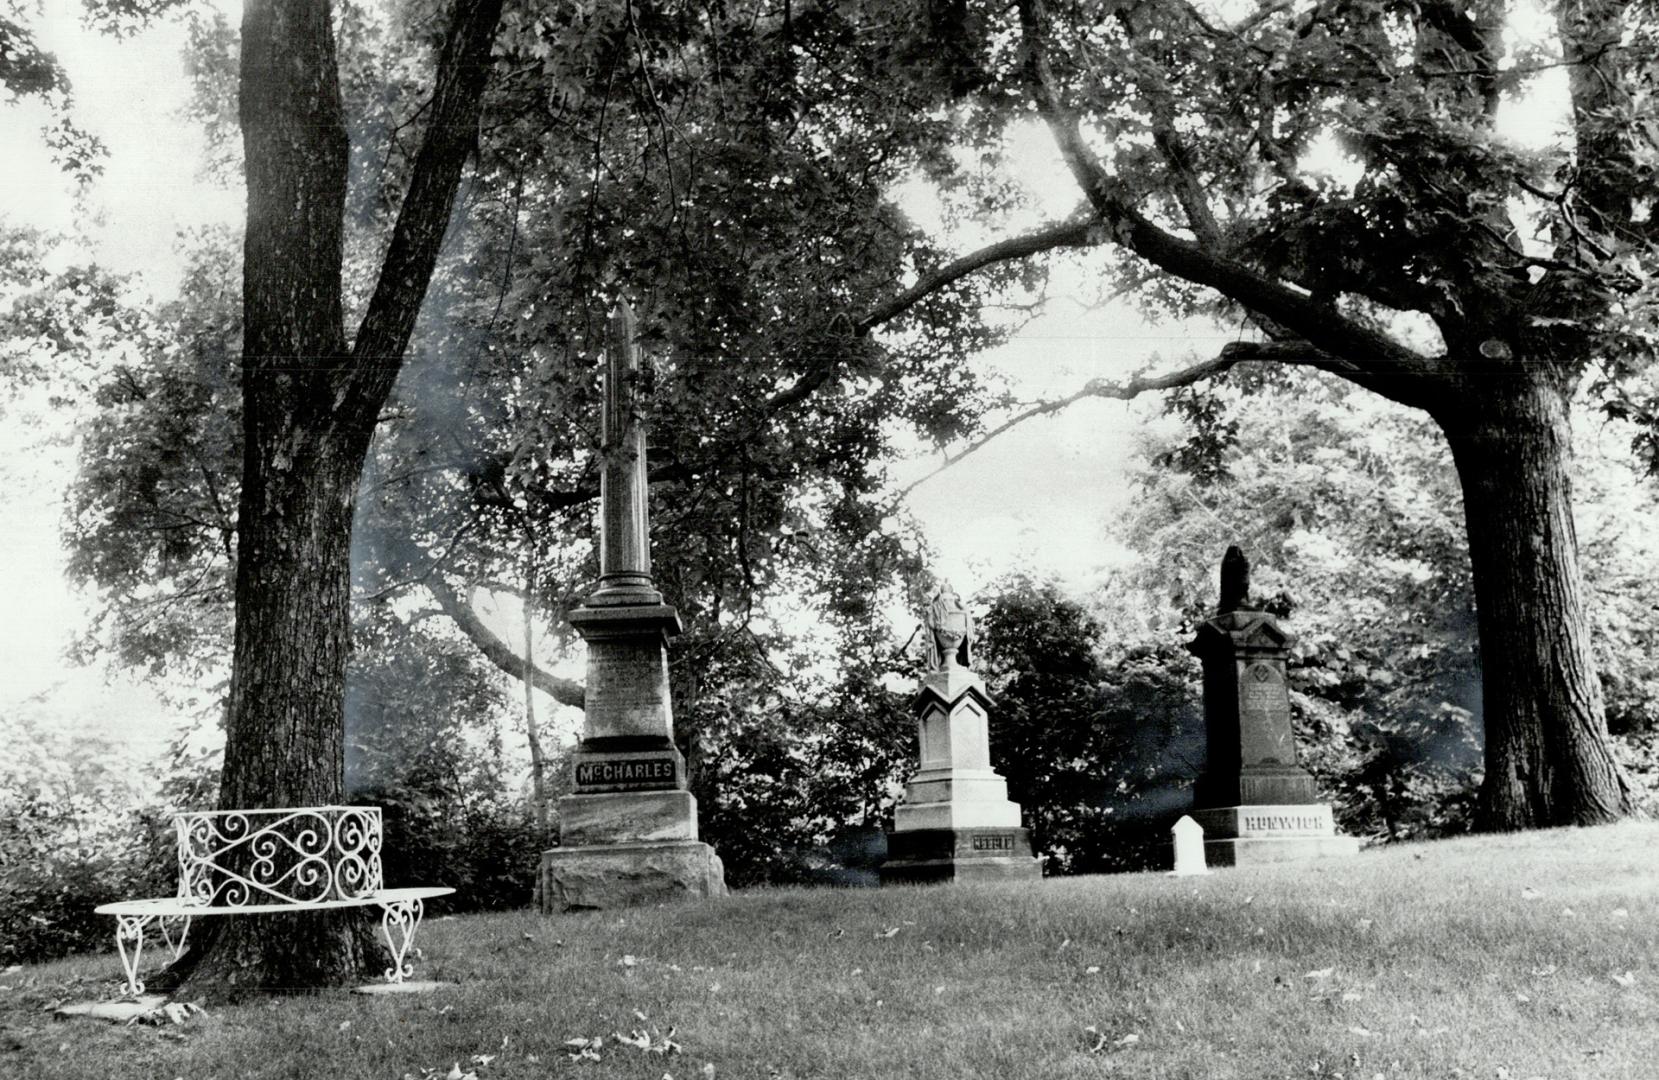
(1439, 367, 1633, 829)
(155, 0, 504, 994)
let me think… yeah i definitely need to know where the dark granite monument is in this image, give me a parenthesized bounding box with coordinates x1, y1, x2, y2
(880, 584, 1042, 884)
(538, 303, 726, 910)
(1185, 546, 1359, 866)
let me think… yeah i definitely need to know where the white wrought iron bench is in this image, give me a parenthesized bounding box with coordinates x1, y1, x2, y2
(95, 805, 452, 995)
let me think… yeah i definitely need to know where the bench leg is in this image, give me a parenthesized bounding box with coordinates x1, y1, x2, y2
(160, 915, 192, 960)
(114, 914, 156, 997)
(377, 897, 426, 983)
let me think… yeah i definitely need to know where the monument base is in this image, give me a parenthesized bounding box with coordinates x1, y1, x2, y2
(540, 840, 726, 911)
(1190, 803, 1359, 866)
(880, 826, 1041, 885)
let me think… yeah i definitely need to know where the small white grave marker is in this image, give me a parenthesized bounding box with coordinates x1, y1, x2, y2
(1169, 815, 1210, 876)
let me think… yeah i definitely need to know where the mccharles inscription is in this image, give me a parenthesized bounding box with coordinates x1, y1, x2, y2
(575, 757, 677, 791)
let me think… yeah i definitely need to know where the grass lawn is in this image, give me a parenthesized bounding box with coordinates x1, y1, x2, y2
(2, 822, 1656, 1080)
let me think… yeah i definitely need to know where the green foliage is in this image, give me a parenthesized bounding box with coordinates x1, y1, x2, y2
(679, 586, 916, 888)
(976, 575, 1202, 874)
(0, 711, 179, 965)
(344, 609, 551, 910)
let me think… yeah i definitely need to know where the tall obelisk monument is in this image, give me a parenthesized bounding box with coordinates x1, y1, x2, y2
(539, 303, 726, 910)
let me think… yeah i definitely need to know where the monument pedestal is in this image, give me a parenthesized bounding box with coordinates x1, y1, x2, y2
(541, 840, 726, 909)
(1185, 599, 1358, 868)
(1189, 804, 1359, 867)
(539, 595, 725, 911)
(881, 666, 1040, 884)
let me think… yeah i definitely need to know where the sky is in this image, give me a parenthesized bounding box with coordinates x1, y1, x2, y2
(0, 1, 1576, 774)
(1, 4, 244, 768)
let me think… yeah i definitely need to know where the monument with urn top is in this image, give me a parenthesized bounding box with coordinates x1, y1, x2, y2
(880, 584, 1042, 884)
(1184, 546, 1359, 866)
(538, 303, 726, 910)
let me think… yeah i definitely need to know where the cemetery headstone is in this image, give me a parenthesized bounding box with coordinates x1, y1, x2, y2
(538, 303, 727, 910)
(880, 584, 1042, 884)
(1184, 546, 1360, 866)
(1168, 815, 1210, 876)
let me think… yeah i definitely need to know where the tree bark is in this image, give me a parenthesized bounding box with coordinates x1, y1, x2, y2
(1438, 367, 1633, 828)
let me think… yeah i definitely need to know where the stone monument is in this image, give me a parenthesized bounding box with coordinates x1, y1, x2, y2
(880, 584, 1042, 884)
(1185, 546, 1359, 866)
(539, 303, 726, 910)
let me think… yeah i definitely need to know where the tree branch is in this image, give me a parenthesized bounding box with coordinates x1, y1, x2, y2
(514, 218, 1109, 512)
(425, 573, 586, 708)
(340, 0, 506, 429)
(762, 217, 1106, 414)
(896, 353, 1237, 498)
(1016, 0, 1448, 410)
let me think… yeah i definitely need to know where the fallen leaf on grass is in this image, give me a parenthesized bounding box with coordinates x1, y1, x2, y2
(1529, 965, 1557, 978)
(1341, 992, 1364, 1003)
(566, 1037, 604, 1062)
(1611, 971, 1637, 987)
(1561, 907, 1576, 918)
(620, 955, 639, 968)
(1085, 966, 1102, 975)
(339, 1021, 351, 1031)
(1347, 1026, 1374, 1038)
(1611, 908, 1628, 919)
(470, 1054, 495, 1066)
(1304, 968, 1335, 980)
(875, 927, 901, 939)
(1114, 1033, 1140, 1048)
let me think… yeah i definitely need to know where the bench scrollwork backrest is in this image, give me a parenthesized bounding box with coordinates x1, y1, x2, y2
(174, 806, 385, 907)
